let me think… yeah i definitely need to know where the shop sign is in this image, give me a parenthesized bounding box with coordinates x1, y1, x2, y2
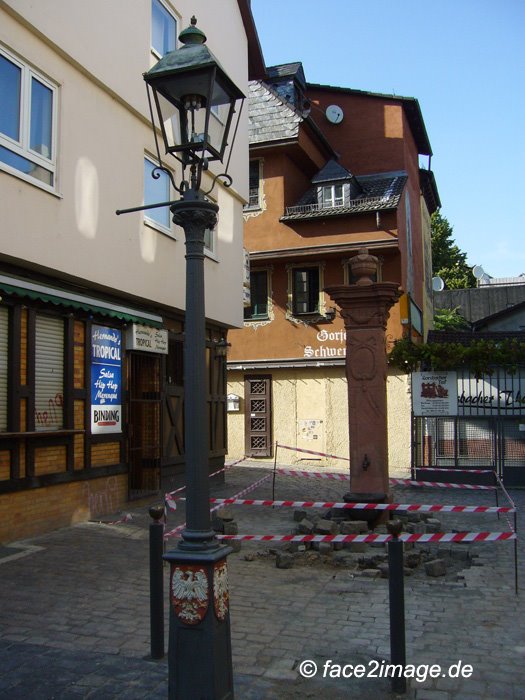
(412, 370, 525, 417)
(412, 372, 458, 416)
(457, 370, 525, 416)
(126, 324, 168, 354)
(91, 325, 122, 433)
(304, 329, 346, 359)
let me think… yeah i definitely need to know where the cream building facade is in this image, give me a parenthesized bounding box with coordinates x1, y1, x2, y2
(0, 0, 257, 541)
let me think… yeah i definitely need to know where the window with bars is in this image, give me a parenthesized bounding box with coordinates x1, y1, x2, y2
(292, 267, 320, 315)
(246, 159, 261, 209)
(244, 270, 268, 320)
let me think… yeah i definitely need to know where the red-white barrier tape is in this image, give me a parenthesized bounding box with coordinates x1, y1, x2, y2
(165, 457, 248, 511)
(416, 467, 494, 474)
(207, 497, 514, 514)
(96, 513, 133, 526)
(216, 531, 516, 543)
(493, 472, 517, 510)
(276, 443, 350, 462)
(390, 478, 496, 490)
(164, 472, 272, 539)
(277, 468, 348, 481)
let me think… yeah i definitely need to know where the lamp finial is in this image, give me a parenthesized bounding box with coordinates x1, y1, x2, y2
(179, 16, 207, 45)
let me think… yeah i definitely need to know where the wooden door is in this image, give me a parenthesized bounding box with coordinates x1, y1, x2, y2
(244, 375, 272, 457)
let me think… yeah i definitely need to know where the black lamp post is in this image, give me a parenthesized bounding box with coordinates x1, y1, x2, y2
(118, 16, 244, 699)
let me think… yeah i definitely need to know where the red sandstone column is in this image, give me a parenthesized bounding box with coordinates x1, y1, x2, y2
(325, 249, 401, 498)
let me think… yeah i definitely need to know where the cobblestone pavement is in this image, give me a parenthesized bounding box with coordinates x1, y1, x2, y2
(0, 461, 523, 699)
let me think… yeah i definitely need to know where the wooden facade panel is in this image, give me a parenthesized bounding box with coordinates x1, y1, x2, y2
(74, 345, 85, 388)
(20, 308, 27, 385)
(0, 451, 10, 481)
(74, 434, 84, 470)
(74, 400, 84, 430)
(34, 446, 67, 475)
(91, 442, 120, 467)
(20, 399, 27, 432)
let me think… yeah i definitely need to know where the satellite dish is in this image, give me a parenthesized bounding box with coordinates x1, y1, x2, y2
(472, 265, 485, 280)
(432, 276, 445, 292)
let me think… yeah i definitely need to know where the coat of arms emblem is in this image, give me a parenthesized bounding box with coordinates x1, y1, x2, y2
(170, 565, 209, 624)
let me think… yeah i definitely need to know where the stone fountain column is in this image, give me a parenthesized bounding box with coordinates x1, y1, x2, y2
(325, 248, 402, 502)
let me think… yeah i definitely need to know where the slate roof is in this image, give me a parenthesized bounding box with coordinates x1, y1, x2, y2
(266, 63, 306, 88)
(281, 172, 407, 221)
(311, 160, 354, 184)
(248, 80, 303, 145)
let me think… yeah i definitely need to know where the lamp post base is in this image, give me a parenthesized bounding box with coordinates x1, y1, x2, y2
(165, 545, 234, 699)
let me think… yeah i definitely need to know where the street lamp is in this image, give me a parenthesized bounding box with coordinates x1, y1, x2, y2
(118, 16, 244, 699)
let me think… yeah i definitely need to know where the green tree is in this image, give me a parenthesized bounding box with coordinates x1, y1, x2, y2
(431, 211, 475, 289)
(433, 306, 470, 330)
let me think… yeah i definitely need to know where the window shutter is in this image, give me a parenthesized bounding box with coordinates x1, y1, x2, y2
(0, 307, 7, 431)
(35, 314, 64, 430)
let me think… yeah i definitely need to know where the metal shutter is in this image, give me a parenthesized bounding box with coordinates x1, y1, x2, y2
(0, 307, 7, 431)
(35, 314, 64, 430)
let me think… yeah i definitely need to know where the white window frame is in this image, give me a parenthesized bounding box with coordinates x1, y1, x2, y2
(143, 155, 175, 238)
(0, 46, 58, 193)
(204, 221, 218, 261)
(320, 184, 344, 209)
(151, 0, 178, 59)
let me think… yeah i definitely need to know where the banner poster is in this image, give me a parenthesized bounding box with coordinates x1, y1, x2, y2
(91, 325, 122, 433)
(412, 371, 458, 416)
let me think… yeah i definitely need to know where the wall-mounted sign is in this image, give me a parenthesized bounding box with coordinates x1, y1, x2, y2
(413, 369, 525, 417)
(126, 324, 168, 354)
(91, 325, 122, 434)
(412, 372, 458, 416)
(457, 370, 525, 416)
(304, 329, 346, 359)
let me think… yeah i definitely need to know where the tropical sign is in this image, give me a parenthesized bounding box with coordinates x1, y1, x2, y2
(91, 325, 122, 433)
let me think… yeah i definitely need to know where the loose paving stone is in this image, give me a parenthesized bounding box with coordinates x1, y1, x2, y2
(425, 559, 447, 577)
(0, 464, 524, 699)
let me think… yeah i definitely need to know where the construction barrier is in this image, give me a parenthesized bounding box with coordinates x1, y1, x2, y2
(215, 531, 516, 544)
(205, 497, 514, 514)
(389, 478, 496, 490)
(164, 457, 247, 512)
(164, 472, 272, 538)
(416, 467, 494, 474)
(275, 468, 347, 481)
(275, 442, 349, 462)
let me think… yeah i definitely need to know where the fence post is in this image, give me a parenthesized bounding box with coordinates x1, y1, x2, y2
(387, 520, 407, 694)
(149, 505, 165, 659)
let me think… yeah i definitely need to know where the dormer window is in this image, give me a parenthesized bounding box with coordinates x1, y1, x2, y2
(320, 184, 345, 209)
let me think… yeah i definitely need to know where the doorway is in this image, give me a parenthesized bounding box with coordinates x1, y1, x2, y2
(244, 375, 272, 457)
(128, 353, 161, 499)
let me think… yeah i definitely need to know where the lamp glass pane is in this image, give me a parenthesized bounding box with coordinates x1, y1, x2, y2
(157, 92, 183, 150)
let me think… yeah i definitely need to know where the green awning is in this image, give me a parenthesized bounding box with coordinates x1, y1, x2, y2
(0, 275, 163, 328)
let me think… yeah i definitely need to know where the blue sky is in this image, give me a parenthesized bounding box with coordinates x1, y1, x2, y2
(251, 0, 525, 279)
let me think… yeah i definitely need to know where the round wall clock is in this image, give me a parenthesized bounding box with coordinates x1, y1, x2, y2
(325, 104, 344, 124)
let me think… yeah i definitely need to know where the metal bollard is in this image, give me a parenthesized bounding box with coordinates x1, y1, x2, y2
(387, 520, 407, 694)
(149, 505, 165, 659)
